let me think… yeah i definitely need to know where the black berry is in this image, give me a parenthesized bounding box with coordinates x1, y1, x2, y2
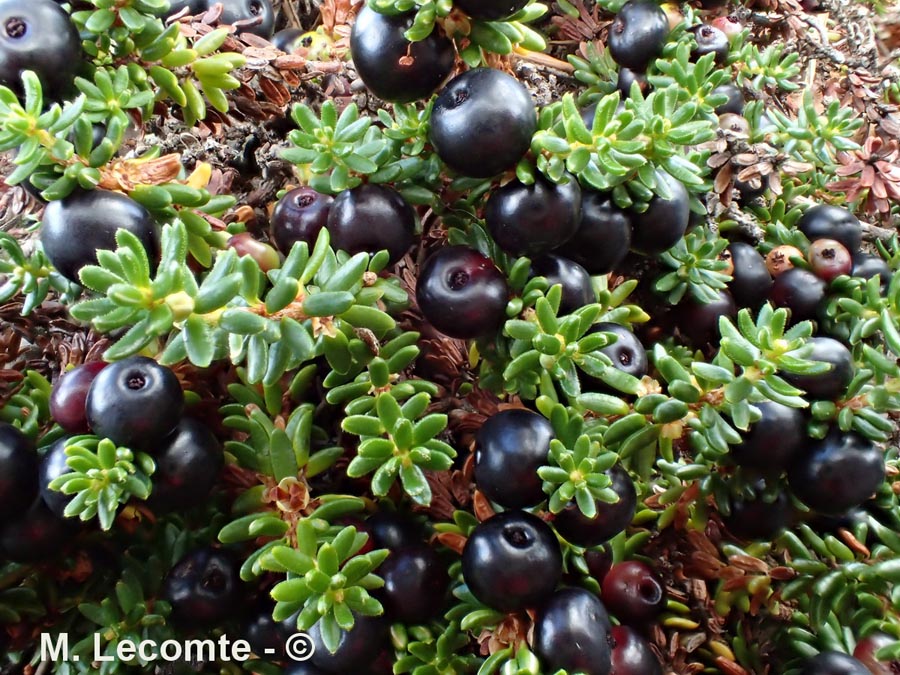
(797, 204, 862, 255)
(711, 83, 744, 116)
(453, 0, 529, 21)
(378, 543, 449, 624)
(50, 362, 107, 434)
(730, 401, 806, 472)
(205, 0, 274, 38)
(85, 356, 184, 452)
(417, 245, 509, 339)
(0, 422, 38, 522)
(800, 651, 873, 675)
(724, 491, 793, 541)
(461, 510, 562, 613)
(271, 187, 334, 255)
(601, 561, 666, 626)
(429, 68, 536, 179)
(534, 587, 613, 675)
(607, 0, 670, 72)
(609, 625, 663, 675)
(531, 255, 595, 315)
(475, 409, 554, 509)
(366, 510, 423, 550)
(629, 172, 690, 256)
(727, 241, 772, 308)
(326, 184, 416, 264)
(485, 174, 582, 258)
(674, 290, 737, 347)
(350, 6, 454, 103)
(557, 190, 633, 274)
(783, 337, 853, 400)
(768, 268, 826, 323)
(309, 613, 388, 672)
(38, 436, 75, 519)
(162, 547, 241, 627)
(148, 417, 223, 513)
(0, 498, 76, 563)
(553, 465, 637, 547)
(691, 24, 729, 63)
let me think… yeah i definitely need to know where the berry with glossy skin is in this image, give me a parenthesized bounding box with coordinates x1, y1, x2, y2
(38, 436, 75, 519)
(453, 0, 529, 20)
(461, 510, 562, 612)
(378, 544, 448, 624)
(429, 68, 536, 178)
(226, 233, 280, 272)
(326, 184, 416, 264)
(485, 174, 582, 257)
(162, 547, 240, 627)
(808, 238, 853, 282)
(149, 417, 223, 513)
(417, 246, 509, 339)
(0, 498, 76, 562)
(0, 423, 38, 521)
(350, 6, 454, 103)
(674, 290, 737, 347)
(629, 172, 689, 255)
(85, 356, 184, 452)
(788, 431, 885, 515)
(366, 510, 422, 550)
(532, 255, 595, 315)
(712, 83, 744, 116)
(243, 600, 289, 660)
(724, 492, 793, 540)
(800, 651, 872, 675)
(617, 67, 649, 97)
(797, 204, 862, 254)
(553, 465, 637, 547)
(607, 1, 670, 72)
(691, 24, 729, 63)
(475, 409, 554, 509)
(270, 187, 334, 255)
(50, 362, 107, 434)
(765, 244, 804, 277)
(308, 613, 388, 672)
(40, 190, 159, 284)
(727, 241, 772, 307)
(783, 337, 853, 400)
(595, 323, 648, 379)
(206, 0, 274, 38)
(730, 401, 806, 472)
(0, 0, 81, 98)
(609, 626, 663, 675)
(769, 268, 826, 323)
(601, 561, 666, 626)
(852, 254, 893, 287)
(534, 587, 613, 675)
(557, 190, 632, 274)
(853, 633, 899, 675)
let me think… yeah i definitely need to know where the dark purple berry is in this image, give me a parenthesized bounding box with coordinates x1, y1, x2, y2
(429, 68, 536, 178)
(609, 625, 663, 675)
(783, 337, 853, 400)
(417, 245, 509, 339)
(271, 27, 304, 52)
(270, 187, 334, 255)
(617, 67, 650, 97)
(730, 401, 806, 472)
(769, 268, 827, 323)
(350, 6, 454, 103)
(594, 323, 648, 379)
(607, 1, 670, 72)
(797, 205, 862, 255)
(461, 510, 562, 613)
(453, 0, 529, 20)
(601, 561, 666, 626)
(534, 587, 613, 675)
(800, 651, 872, 675)
(629, 173, 690, 256)
(162, 547, 241, 627)
(366, 510, 423, 550)
(711, 83, 744, 116)
(0, 498, 76, 563)
(205, 0, 274, 38)
(724, 491, 792, 540)
(243, 600, 290, 659)
(38, 436, 75, 519)
(553, 465, 637, 547)
(852, 254, 892, 287)
(475, 409, 553, 509)
(674, 290, 737, 347)
(531, 255, 595, 314)
(0, 0, 81, 98)
(308, 613, 388, 672)
(40, 190, 159, 284)
(378, 544, 448, 624)
(149, 417, 223, 513)
(327, 184, 416, 264)
(85, 356, 184, 452)
(727, 241, 772, 308)
(691, 24, 729, 63)
(50, 362, 107, 434)
(485, 174, 582, 257)
(788, 431, 885, 515)
(557, 190, 633, 274)
(0, 422, 38, 522)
